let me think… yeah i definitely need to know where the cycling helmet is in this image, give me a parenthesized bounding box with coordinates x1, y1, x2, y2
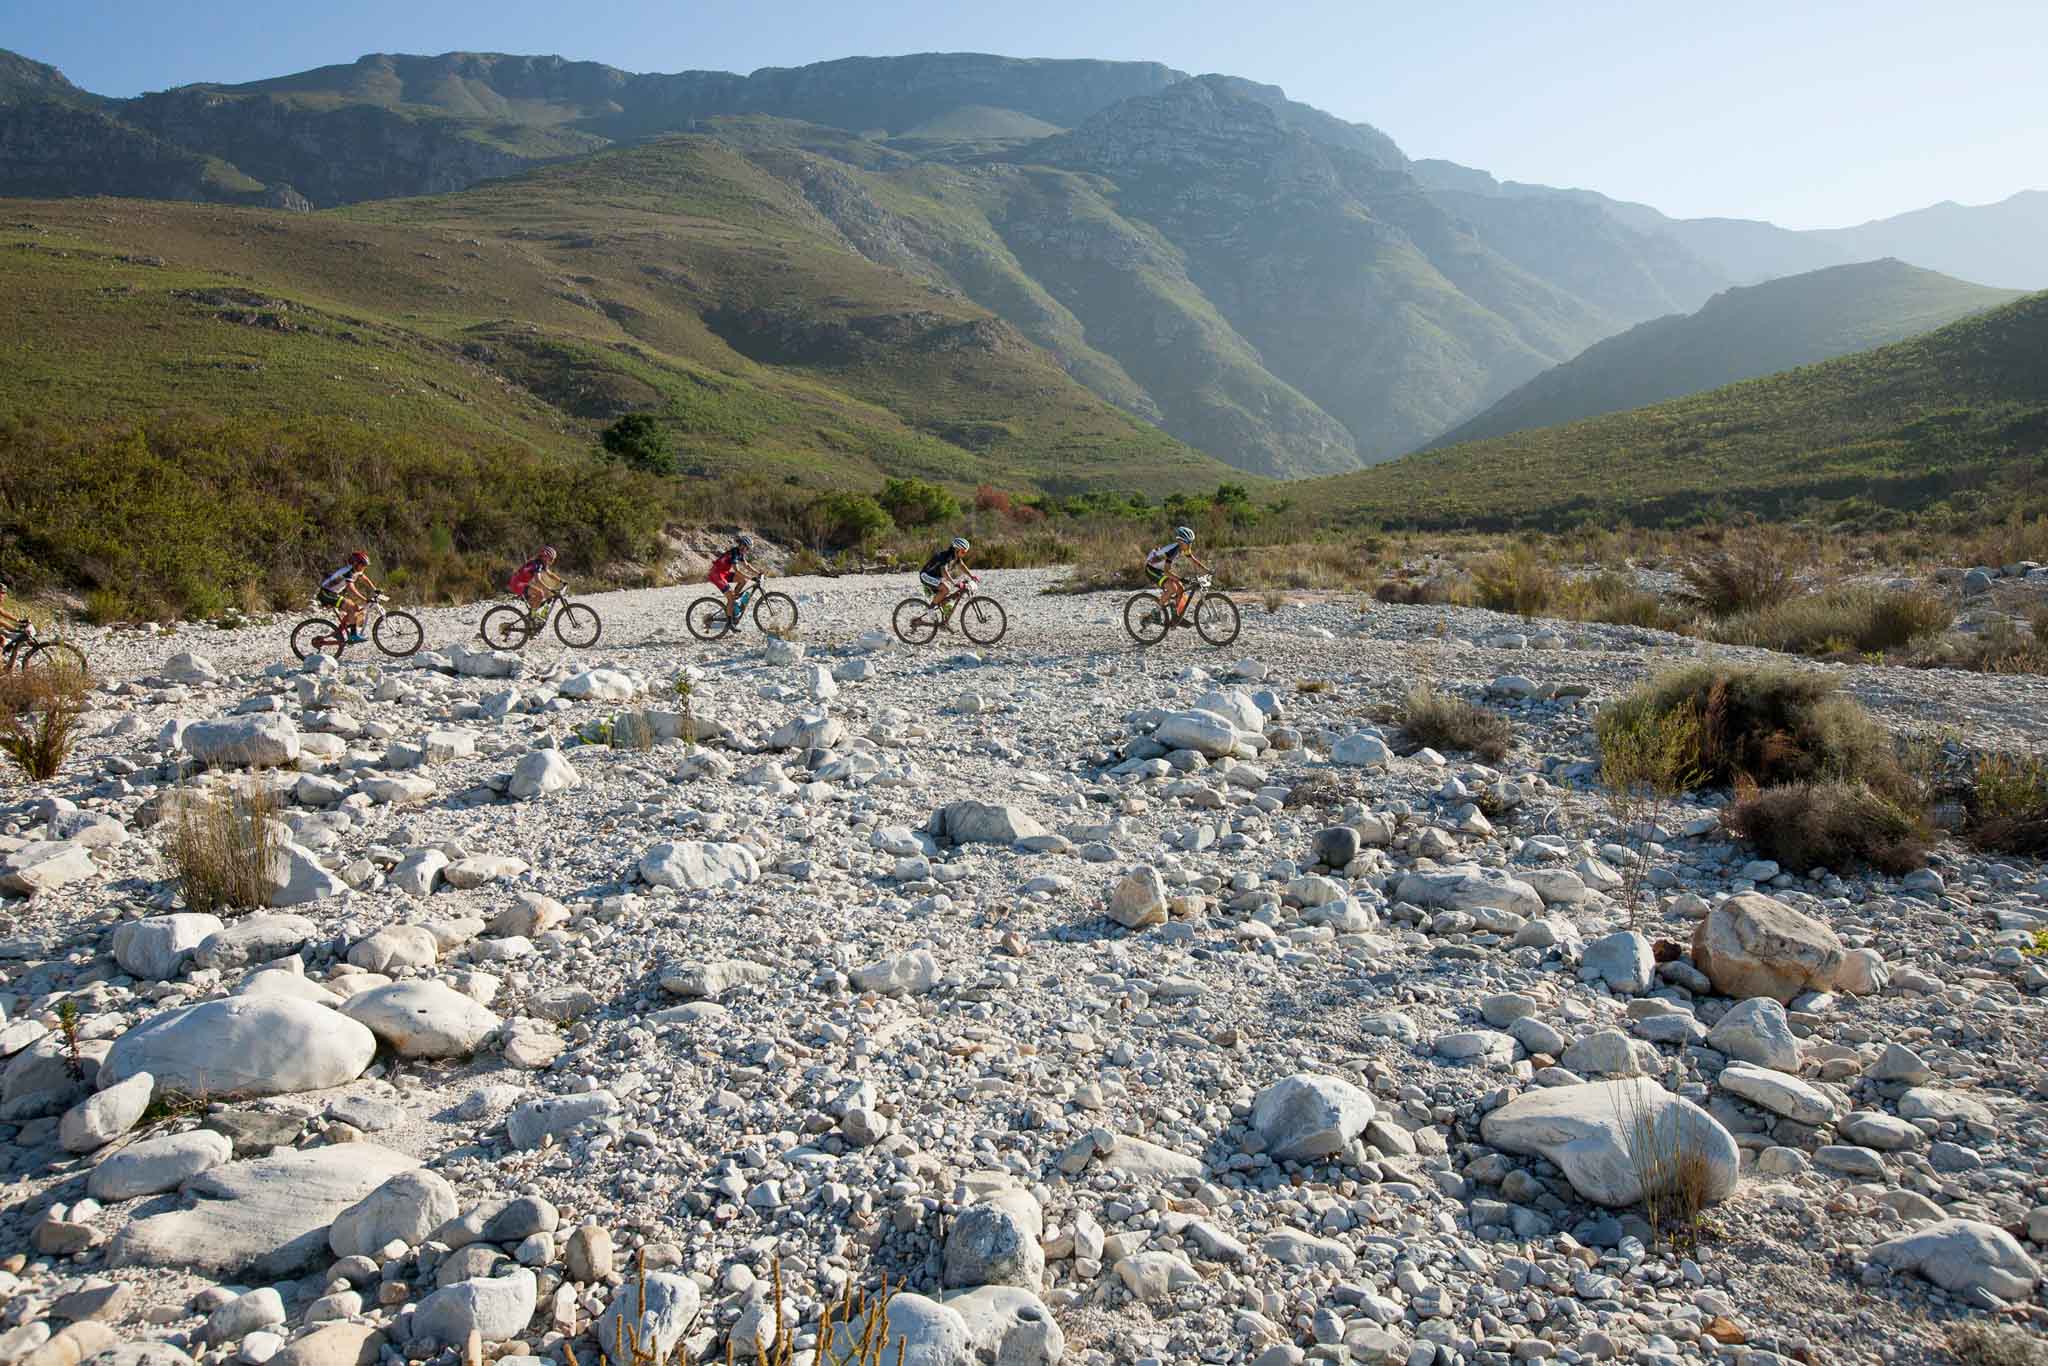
(349, 550, 370, 567)
(540, 545, 558, 562)
(736, 534, 754, 549)
(951, 537, 970, 552)
(1174, 526, 1195, 544)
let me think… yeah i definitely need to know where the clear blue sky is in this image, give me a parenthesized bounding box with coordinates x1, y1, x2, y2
(11, 0, 2043, 229)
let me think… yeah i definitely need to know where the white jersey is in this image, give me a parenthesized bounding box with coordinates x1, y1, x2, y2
(1145, 542, 1185, 569)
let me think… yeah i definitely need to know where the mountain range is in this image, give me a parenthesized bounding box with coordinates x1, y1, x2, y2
(3, 46, 2043, 480)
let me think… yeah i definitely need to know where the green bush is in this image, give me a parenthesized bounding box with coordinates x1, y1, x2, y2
(1711, 587, 1951, 655)
(598, 414, 676, 476)
(1966, 752, 2048, 856)
(877, 477, 959, 527)
(807, 492, 894, 551)
(1676, 537, 1801, 616)
(1724, 780, 1929, 874)
(1470, 545, 1561, 616)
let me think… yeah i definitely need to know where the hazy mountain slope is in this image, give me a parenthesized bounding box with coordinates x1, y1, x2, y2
(1306, 290, 2048, 528)
(1806, 191, 2048, 291)
(0, 139, 1232, 497)
(1437, 259, 2025, 446)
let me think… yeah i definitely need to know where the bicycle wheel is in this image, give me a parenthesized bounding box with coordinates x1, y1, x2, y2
(892, 597, 940, 645)
(291, 618, 348, 662)
(959, 596, 1008, 646)
(686, 596, 735, 641)
(22, 641, 89, 677)
(554, 603, 602, 648)
(479, 605, 533, 652)
(1196, 592, 1242, 647)
(1123, 592, 1169, 646)
(753, 591, 799, 637)
(372, 609, 424, 658)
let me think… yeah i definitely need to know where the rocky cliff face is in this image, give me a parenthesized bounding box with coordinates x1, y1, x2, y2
(0, 99, 251, 203)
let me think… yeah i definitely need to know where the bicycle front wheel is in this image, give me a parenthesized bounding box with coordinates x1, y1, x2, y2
(753, 592, 799, 637)
(686, 596, 734, 641)
(373, 610, 424, 658)
(1123, 593, 1169, 646)
(892, 597, 939, 645)
(479, 605, 533, 652)
(23, 641, 90, 677)
(1196, 592, 1242, 647)
(291, 618, 347, 662)
(554, 603, 602, 648)
(959, 596, 1007, 646)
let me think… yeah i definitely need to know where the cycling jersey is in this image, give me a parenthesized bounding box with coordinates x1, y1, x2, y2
(921, 546, 962, 579)
(320, 565, 357, 593)
(509, 556, 548, 593)
(1145, 542, 1184, 570)
(709, 546, 748, 590)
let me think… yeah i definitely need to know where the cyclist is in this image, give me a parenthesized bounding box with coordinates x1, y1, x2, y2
(0, 581, 24, 666)
(1145, 526, 1210, 625)
(318, 551, 379, 644)
(508, 546, 564, 619)
(918, 537, 974, 630)
(708, 534, 758, 627)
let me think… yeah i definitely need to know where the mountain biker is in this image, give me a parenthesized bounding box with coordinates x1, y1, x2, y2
(318, 551, 379, 644)
(919, 537, 974, 629)
(709, 534, 759, 627)
(0, 582, 25, 665)
(1145, 526, 1210, 625)
(509, 546, 564, 617)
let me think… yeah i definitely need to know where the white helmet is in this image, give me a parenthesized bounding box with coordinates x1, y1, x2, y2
(1174, 526, 1195, 544)
(952, 537, 970, 552)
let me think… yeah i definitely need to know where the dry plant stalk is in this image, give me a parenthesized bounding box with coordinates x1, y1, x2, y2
(1598, 699, 1705, 928)
(0, 664, 92, 782)
(164, 780, 281, 914)
(1616, 1077, 1713, 1254)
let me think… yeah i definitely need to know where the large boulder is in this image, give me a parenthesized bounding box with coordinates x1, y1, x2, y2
(1, 841, 98, 894)
(329, 1169, 461, 1258)
(87, 1128, 234, 1200)
(1871, 1219, 2040, 1300)
(60, 1070, 153, 1152)
(877, 1294, 971, 1366)
(2, 1035, 106, 1120)
(102, 997, 376, 1100)
(1395, 867, 1544, 920)
(595, 1274, 700, 1366)
(1480, 1078, 1740, 1208)
(638, 841, 760, 890)
(339, 982, 500, 1059)
(1194, 687, 1266, 734)
(264, 843, 349, 907)
(932, 801, 1048, 846)
(184, 717, 300, 769)
(192, 913, 318, 971)
(109, 1143, 419, 1277)
(1691, 893, 1846, 1003)
(941, 1286, 1064, 1366)
(112, 914, 224, 981)
(1153, 710, 1240, 758)
(410, 1270, 538, 1347)
(347, 924, 439, 974)
(1106, 866, 1168, 929)
(1252, 1073, 1377, 1162)
(1705, 997, 1801, 1072)
(942, 1188, 1044, 1291)
(509, 750, 579, 800)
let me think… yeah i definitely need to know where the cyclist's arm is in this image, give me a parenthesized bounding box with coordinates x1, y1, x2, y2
(541, 568, 565, 589)
(1186, 552, 1212, 573)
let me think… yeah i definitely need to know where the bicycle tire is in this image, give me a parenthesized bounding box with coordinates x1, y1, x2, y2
(373, 610, 424, 658)
(1196, 592, 1242, 647)
(291, 618, 348, 662)
(753, 591, 799, 637)
(479, 605, 533, 652)
(892, 597, 940, 645)
(23, 641, 89, 676)
(1123, 592, 1169, 646)
(686, 596, 735, 641)
(960, 596, 1007, 646)
(554, 602, 602, 648)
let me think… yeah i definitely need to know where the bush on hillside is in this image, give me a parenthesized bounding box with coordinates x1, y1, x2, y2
(1470, 545, 1561, 616)
(1598, 663, 1908, 799)
(805, 492, 894, 551)
(877, 477, 959, 527)
(1723, 780, 1930, 874)
(598, 413, 676, 476)
(1711, 587, 1950, 655)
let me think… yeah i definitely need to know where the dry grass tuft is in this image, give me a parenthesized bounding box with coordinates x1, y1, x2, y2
(1470, 545, 1561, 617)
(1724, 780, 1931, 874)
(1616, 1076, 1716, 1254)
(1965, 752, 2048, 856)
(1712, 587, 1950, 656)
(1676, 535, 1802, 617)
(1947, 1323, 2048, 1366)
(0, 665, 92, 782)
(1400, 682, 1512, 762)
(164, 782, 281, 914)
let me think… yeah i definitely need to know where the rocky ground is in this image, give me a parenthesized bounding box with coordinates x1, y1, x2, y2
(3, 567, 2046, 1366)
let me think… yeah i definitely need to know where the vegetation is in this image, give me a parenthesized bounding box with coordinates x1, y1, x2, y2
(1710, 587, 1951, 656)
(1597, 693, 1705, 924)
(877, 478, 960, 528)
(1965, 753, 2048, 857)
(0, 663, 90, 781)
(599, 414, 676, 476)
(1676, 536, 1802, 616)
(1724, 780, 1930, 874)
(1617, 1068, 1718, 1254)
(164, 782, 281, 915)
(1946, 1322, 2048, 1366)
(1400, 682, 1512, 763)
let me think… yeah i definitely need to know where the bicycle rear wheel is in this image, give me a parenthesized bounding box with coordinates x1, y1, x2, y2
(373, 610, 424, 658)
(291, 618, 348, 662)
(22, 641, 89, 676)
(1123, 593, 1169, 646)
(686, 596, 735, 641)
(479, 605, 533, 652)
(892, 597, 940, 645)
(554, 602, 602, 648)
(960, 596, 1007, 646)
(1196, 592, 1242, 647)
(753, 591, 799, 637)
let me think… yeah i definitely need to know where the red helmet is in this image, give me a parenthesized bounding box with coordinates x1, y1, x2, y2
(349, 550, 370, 567)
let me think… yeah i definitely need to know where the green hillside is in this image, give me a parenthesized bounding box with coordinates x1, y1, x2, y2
(1437, 259, 2024, 446)
(1307, 290, 2048, 529)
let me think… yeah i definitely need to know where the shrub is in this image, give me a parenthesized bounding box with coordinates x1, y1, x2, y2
(1470, 545, 1560, 616)
(1712, 587, 1950, 655)
(1375, 576, 1468, 606)
(83, 589, 132, 625)
(806, 493, 894, 552)
(1597, 691, 1706, 924)
(1965, 752, 2048, 856)
(1616, 1070, 1718, 1253)
(2034, 605, 2048, 642)
(164, 782, 280, 914)
(0, 665, 91, 782)
(877, 477, 959, 527)
(1599, 664, 1906, 797)
(1947, 1322, 2048, 1366)
(1676, 537, 1800, 616)
(1558, 572, 1696, 633)
(1401, 682, 1511, 762)
(1724, 780, 1930, 874)
(973, 484, 1012, 515)
(598, 414, 676, 475)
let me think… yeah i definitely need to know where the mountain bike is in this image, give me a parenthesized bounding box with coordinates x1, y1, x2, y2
(892, 575, 1007, 646)
(478, 583, 602, 652)
(1124, 574, 1240, 647)
(686, 575, 799, 642)
(3, 622, 89, 675)
(291, 594, 423, 662)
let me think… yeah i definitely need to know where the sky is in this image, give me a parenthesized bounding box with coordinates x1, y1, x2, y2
(10, 0, 2044, 229)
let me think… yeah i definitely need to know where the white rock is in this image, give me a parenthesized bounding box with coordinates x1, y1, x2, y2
(389, 849, 449, 899)
(1691, 892, 1845, 1003)
(1154, 710, 1240, 758)
(348, 924, 439, 973)
(1106, 865, 1169, 929)
(595, 1274, 700, 1366)
(879, 1293, 972, 1366)
(638, 840, 759, 890)
(934, 801, 1048, 845)
(88, 1128, 235, 1200)
(509, 749, 580, 800)
(339, 981, 500, 1058)
(1395, 866, 1543, 919)
(0, 841, 98, 894)
(264, 843, 349, 907)
(410, 1269, 538, 1347)
(1252, 1073, 1377, 1161)
(851, 949, 940, 996)
(112, 914, 224, 981)
(1871, 1219, 2040, 1300)
(59, 1070, 154, 1152)
(1582, 930, 1654, 993)
(1331, 734, 1390, 768)
(1719, 1063, 1838, 1124)
(560, 670, 635, 702)
(1705, 998, 1801, 1072)
(103, 997, 376, 1100)
(1480, 1078, 1740, 1208)
(185, 717, 301, 768)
